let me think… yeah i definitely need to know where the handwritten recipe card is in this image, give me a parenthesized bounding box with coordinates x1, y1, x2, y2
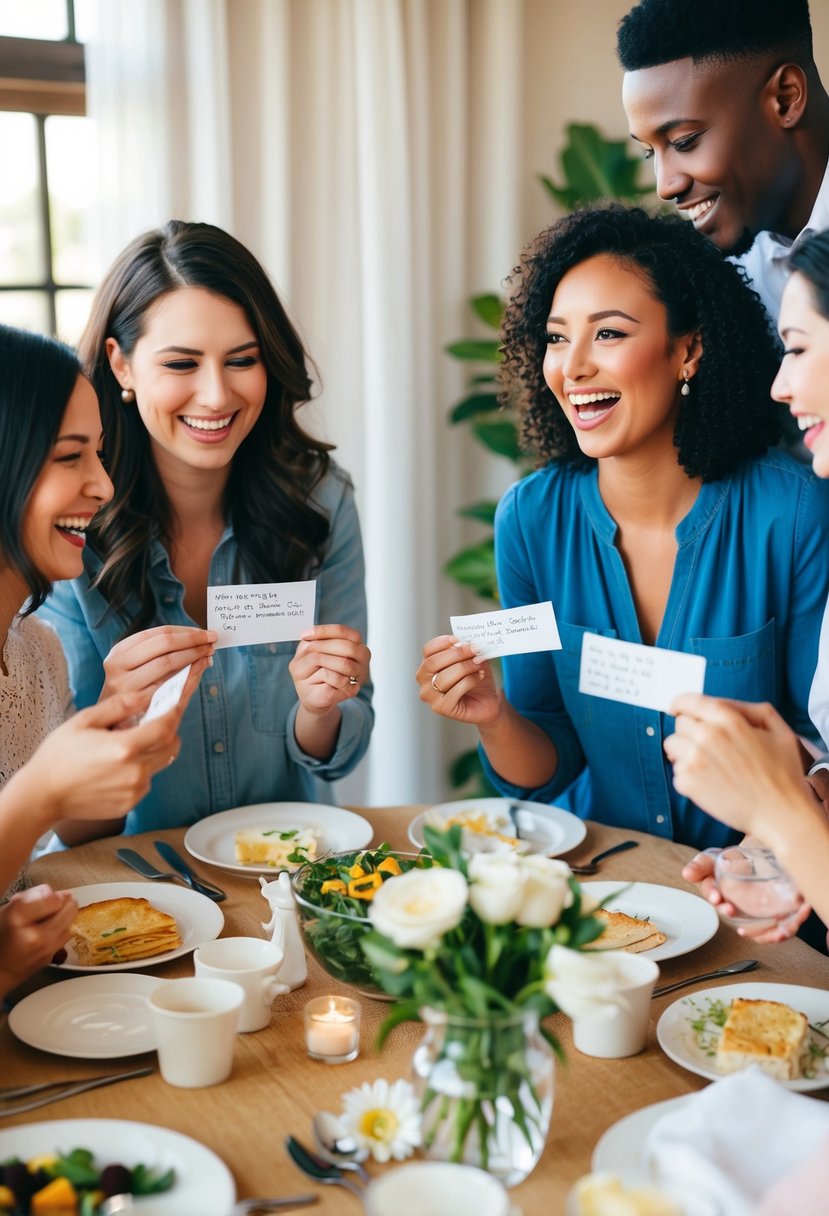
(578, 633, 706, 714)
(207, 580, 316, 649)
(450, 601, 562, 660)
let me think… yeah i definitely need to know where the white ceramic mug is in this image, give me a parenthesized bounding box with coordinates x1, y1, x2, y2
(572, 953, 659, 1059)
(194, 936, 289, 1033)
(149, 977, 243, 1087)
(364, 1162, 511, 1216)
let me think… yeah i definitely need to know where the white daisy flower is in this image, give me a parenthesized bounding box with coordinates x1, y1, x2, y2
(340, 1077, 422, 1163)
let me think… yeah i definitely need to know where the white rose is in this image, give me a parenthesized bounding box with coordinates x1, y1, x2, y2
(368, 867, 468, 950)
(543, 944, 631, 1020)
(517, 855, 573, 927)
(468, 852, 527, 924)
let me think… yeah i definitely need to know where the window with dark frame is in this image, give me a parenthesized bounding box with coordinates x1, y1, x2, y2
(0, 0, 94, 342)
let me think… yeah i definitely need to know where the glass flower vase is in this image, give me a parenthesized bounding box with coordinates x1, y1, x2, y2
(411, 1006, 555, 1187)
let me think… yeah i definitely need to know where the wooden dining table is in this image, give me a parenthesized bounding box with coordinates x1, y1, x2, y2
(4, 809, 829, 1214)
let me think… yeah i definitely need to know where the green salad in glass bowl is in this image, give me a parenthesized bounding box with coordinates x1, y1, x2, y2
(291, 845, 431, 997)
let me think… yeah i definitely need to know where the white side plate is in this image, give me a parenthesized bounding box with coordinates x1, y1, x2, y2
(0, 1118, 235, 1215)
(408, 797, 586, 857)
(53, 882, 224, 973)
(9, 974, 160, 1058)
(580, 880, 719, 961)
(184, 801, 374, 876)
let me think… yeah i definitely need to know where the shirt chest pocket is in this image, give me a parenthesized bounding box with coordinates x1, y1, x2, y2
(553, 621, 619, 729)
(244, 642, 298, 735)
(689, 618, 776, 703)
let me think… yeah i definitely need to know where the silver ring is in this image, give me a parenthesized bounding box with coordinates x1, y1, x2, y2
(431, 673, 444, 695)
(348, 675, 359, 686)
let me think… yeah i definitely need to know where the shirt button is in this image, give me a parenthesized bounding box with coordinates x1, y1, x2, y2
(208, 685, 219, 697)
(213, 741, 225, 754)
(163, 595, 175, 605)
(656, 814, 665, 825)
(268, 643, 277, 654)
(645, 726, 655, 737)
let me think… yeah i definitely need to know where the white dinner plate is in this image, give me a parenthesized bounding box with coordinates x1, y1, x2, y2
(580, 881, 719, 962)
(657, 981, 829, 1091)
(407, 797, 587, 857)
(54, 882, 224, 973)
(183, 801, 374, 876)
(9, 974, 160, 1058)
(0, 1119, 235, 1215)
(592, 1096, 694, 1171)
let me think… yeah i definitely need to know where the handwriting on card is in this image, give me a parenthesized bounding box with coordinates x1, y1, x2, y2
(450, 601, 561, 660)
(579, 633, 706, 714)
(207, 580, 316, 649)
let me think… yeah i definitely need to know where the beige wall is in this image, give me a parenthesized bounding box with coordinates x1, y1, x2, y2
(519, 0, 829, 249)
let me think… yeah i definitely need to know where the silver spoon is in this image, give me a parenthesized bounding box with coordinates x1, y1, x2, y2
(286, 1135, 365, 1201)
(568, 840, 639, 874)
(312, 1110, 370, 1182)
(652, 958, 759, 998)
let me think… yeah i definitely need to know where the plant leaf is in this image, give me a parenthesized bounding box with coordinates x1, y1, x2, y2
(443, 541, 496, 595)
(457, 500, 497, 525)
(470, 293, 505, 329)
(472, 418, 522, 460)
(539, 123, 652, 207)
(445, 338, 503, 362)
(449, 392, 501, 424)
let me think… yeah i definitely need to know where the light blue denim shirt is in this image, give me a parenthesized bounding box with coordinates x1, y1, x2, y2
(481, 452, 829, 851)
(39, 465, 373, 833)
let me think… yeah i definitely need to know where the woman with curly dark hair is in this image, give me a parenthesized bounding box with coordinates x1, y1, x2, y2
(40, 221, 373, 836)
(417, 204, 829, 851)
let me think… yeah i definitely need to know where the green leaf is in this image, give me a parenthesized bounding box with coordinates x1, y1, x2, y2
(448, 748, 484, 788)
(538, 122, 652, 208)
(457, 500, 497, 525)
(445, 338, 503, 362)
(449, 392, 501, 424)
(472, 418, 522, 460)
(470, 293, 505, 329)
(443, 540, 496, 595)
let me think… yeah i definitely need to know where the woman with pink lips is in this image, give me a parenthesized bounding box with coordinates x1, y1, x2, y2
(665, 228, 829, 943)
(0, 325, 202, 999)
(417, 204, 829, 855)
(40, 221, 372, 835)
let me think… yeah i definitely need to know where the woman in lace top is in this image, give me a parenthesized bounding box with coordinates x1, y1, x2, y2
(0, 325, 204, 998)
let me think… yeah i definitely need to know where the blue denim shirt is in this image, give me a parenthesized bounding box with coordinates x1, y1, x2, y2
(481, 453, 829, 850)
(39, 466, 373, 832)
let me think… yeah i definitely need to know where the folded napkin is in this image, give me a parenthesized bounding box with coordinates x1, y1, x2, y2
(644, 1068, 829, 1216)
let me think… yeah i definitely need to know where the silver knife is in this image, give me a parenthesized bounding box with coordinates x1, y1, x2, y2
(117, 847, 184, 884)
(0, 1066, 153, 1117)
(154, 840, 226, 901)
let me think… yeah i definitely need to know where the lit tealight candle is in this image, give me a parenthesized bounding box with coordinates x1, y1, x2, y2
(304, 995, 361, 1063)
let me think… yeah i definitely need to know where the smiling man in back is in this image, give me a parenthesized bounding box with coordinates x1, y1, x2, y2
(618, 0, 829, 321)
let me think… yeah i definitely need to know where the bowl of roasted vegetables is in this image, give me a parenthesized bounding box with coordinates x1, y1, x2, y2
(291, 846, 430, 996)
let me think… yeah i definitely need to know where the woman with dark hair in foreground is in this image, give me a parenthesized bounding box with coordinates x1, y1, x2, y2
(40, 221, 373, 838)
(417, 204, 829, 856)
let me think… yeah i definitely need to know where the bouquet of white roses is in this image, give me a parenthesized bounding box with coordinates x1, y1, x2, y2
(360, 826, 627, 1181)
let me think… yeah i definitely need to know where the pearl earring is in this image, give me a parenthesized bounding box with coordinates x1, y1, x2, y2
(121, 387, 135, 404)
(680, 375, 691, 397)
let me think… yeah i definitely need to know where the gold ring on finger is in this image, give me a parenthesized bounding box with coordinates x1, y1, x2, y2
(348, 675, 359, 686)
(431, 674, 444, 695)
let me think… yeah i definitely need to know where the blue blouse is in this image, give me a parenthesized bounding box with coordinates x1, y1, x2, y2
(39, 465, 374, 833)
(481, 453, 829, 850)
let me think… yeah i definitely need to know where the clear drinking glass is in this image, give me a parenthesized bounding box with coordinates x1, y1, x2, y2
(714, 846, 801, 929)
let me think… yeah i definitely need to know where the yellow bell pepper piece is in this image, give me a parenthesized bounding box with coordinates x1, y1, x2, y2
(30, 1175, 78, 1214)
(0, 1184, 15, 1210)
(347, 863, 366, 879)
(27, 1156, 59, 1174)
(377, 857, 402, 876)
(321, 878, 347, 895)
(348, 872, 383, 899)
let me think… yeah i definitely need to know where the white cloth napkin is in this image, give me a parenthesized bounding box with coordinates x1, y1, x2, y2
(644, 1068, 829, 1216)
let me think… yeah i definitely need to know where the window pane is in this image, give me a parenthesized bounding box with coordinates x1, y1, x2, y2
(46, 115, 96, 285)
(55, 288, 92, 345)
(0, 112, 44, 285)
(0, 0, 68, 39)
(0, 291, 50, 333)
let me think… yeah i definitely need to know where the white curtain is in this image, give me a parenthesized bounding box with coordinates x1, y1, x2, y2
(85, 0, 526, 806)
